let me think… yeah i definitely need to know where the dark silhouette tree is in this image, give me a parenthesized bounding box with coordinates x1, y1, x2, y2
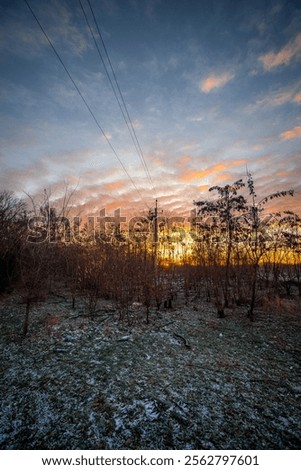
(194, 179, 246, 315)
(241, 173, 294, 320)
(0, 191, 27, 292)
(19, 243, 51, 337)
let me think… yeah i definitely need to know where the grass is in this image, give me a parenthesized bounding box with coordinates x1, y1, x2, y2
(0, 289, 301, 449)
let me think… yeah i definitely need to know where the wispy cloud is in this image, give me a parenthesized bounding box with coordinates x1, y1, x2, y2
(180, 163, 227, 183)
(294, 92, 301, 103)
(246, 85, 301, 112)
(0, 17, 47, 58)
(259, 33, 301, 70)
(177, 155, 192, 166)
(0, 0, 90, 58)
(102, 181, 126, 192)
(179, 160, 246, 183)
(44, 0, 91, 56)
(188, 115, 204, 122)
(281, 126, 301, 140)
(199, 72, 234, 93)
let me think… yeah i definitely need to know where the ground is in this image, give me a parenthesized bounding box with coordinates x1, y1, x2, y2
(0, 289, 301, 450)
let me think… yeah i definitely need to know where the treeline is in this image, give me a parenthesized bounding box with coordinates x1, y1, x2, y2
(0, 173, 300, 336)
(0, 190, 178, 335)
(192, 174, 301, 319)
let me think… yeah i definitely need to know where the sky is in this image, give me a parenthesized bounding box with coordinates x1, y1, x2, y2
(0, 0, 301, 218)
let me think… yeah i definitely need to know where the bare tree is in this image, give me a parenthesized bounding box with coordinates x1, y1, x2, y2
(19, 244, 51, 337)
(278, 211, 301, 296)
(194, 180, 246, 315)
(77, 246, 105, 317)
(0, 191, 27, 292)
(242, 173, 294, 320)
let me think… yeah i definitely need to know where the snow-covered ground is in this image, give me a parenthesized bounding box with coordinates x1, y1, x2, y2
(0, 291, 300, 449)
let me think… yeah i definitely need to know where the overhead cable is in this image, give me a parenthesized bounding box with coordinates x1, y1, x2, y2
(24, 0, 150, 207)
(82, 0, 154, 190)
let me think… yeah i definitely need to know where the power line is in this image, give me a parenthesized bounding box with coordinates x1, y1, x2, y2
(82, 0, 154, 190)
(86, 0, 154, 189)
(24, 0, 150, 208)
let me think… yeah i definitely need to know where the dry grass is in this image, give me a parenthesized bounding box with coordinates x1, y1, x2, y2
(0, 290, 300, 450)
(261, 294, 300, 315)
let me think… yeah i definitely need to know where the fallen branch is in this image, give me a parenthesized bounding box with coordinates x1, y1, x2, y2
(116, 335, 131, 342)
(173, 332, 191, 349)
(155, 321, 174, 331)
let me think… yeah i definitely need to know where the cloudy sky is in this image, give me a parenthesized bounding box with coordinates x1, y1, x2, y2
(0, 0, 300, 217)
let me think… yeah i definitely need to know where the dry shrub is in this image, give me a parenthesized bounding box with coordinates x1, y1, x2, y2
(205, 319, 220, 329)
(102, 324, 114, 339)
(216, 358, 240, 368)
(44, 314, 60, 333)
(261, 295, 300, 316)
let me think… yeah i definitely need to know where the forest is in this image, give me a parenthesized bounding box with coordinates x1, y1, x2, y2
(1, 174, 300, 333)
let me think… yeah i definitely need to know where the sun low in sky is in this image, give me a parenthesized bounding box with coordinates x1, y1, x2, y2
(0, 0, 300, 216)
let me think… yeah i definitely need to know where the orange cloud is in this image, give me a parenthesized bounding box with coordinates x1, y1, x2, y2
(247, 89, 298, 112)
(213, 173, 231, 183)
(231, 159, 246, 167)
(177, 155, 192, 166)
(276, 170, 289, 177)
(213, 163, 228, 172)
(198, 184, 210, 192)
(259, 33, 301, 70)
(200, 72, 234, 93)
(180, 170, 206, 182)
(180, 160, 246, 183)
(294, 92, 301, 103)
(281, 126, 301, 140)
(180, 163, 227, 182)
(103, 181, 126, 192)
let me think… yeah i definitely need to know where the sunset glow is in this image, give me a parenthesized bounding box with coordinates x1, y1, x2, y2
(0, 0, 300, 216)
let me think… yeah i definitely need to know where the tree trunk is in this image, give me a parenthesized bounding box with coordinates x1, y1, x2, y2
(248, 263, 258, 322)
(224, 237, 233, 308)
